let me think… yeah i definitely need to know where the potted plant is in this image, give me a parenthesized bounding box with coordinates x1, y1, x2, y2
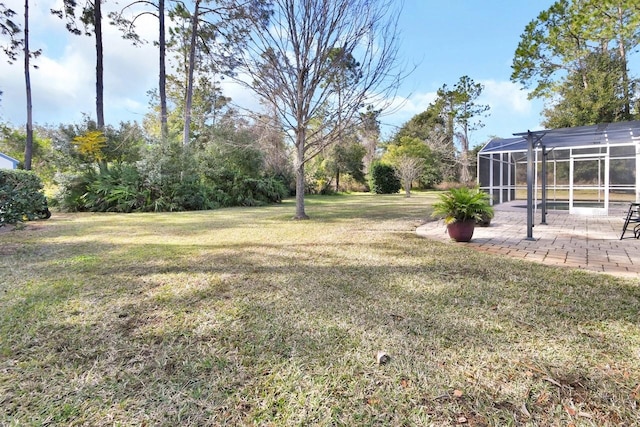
(431, 187, 494, 242)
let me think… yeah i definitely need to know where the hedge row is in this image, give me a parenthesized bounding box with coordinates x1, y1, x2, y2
(0, 169, 50, 227)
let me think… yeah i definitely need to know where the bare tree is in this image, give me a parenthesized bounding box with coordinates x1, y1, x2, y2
(425, 128, 457, 182)
(394, 155, 424, 197)
(240, 0, 404, 219)
(252, 103, 290, 177)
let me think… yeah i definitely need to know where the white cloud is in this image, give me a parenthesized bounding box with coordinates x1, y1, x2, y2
(379, 90, 437, 135)
(477, 80, 545, 140)
(376, 80, 544, 142)
(388, 91, 437, 117)
(479, 79, 532, 114)
(0, 0, 159, 126)
(220, 73, 263, 117)
(386, 80, 534, 125)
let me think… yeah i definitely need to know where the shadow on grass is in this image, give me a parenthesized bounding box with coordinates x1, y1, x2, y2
(1, 194, 639, 425)
(2, 232, 639, 424)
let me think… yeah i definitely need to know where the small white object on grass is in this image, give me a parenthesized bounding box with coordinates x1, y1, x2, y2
(376, 351, 390, 365)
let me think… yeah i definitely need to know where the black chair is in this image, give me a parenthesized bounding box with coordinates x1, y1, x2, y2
(620, 202, 640, 239)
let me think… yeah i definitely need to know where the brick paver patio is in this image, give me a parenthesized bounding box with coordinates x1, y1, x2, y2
(416, 201, 640, 279)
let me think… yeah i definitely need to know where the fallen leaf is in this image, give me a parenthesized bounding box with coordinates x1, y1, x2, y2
(535, 391, 550, 405)
(564, 404, 577, 416)
(457, 415, 468, 424)
(400, 379, 409, 388)
(577, 411, 593, 419)
(453, 389, 463, 398)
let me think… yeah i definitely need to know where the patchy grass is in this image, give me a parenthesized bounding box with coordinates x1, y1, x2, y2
(1, 192, 639, 426)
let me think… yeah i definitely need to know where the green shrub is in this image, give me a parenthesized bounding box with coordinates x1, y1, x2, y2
(0, 169, 49, 226)
(240, 176, 288, 205)
(52, 139, 291, 213)
(54, 170, 95, 212)
(369, 162, 401, 194)
(83, 164, 147, 213)
(163, 174, 214, 212)
(207, 169, 288, 207)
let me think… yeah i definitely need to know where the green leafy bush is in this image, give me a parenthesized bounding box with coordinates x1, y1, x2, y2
(369, 162, 401, 194)
(53, 171, 94, 212)
(239, 176, 287, 205)
(55, 166, 214, 213)
(0, 169, 49, 226)
(206, 168, 288, 207)
(52, 137, 290, 213)
(83, 164, 147, 213)
(162, 174, 214, 212)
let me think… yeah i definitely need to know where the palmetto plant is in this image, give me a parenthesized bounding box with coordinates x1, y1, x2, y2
(432, 187, 494, 224)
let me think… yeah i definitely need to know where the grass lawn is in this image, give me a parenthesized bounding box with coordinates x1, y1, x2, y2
(1, 192, 639, 426)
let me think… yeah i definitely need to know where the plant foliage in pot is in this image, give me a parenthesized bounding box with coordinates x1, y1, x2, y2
(431, 187, 494, 242)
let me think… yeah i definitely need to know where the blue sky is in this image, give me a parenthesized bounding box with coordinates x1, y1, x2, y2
(0, 0, 555, 146)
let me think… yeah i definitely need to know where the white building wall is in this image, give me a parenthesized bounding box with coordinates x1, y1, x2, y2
(0, 154, 19, 169)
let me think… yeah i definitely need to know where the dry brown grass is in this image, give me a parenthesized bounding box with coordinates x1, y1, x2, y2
(1, 193, 639, 426)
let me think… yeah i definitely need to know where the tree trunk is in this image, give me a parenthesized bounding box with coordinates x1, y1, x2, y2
(95, 0, 104, 129)
(94, 0, 108, 174)
(159, 0, 168, 141)
(460, 150, 470, 183)
(294, 130, 309, 219)
(336, 87, 342, 193)
(23, 0, 33, 170)
(183, 0, 199, 146)
(460, 125, 470, 183)
(617, 5, 631, 117)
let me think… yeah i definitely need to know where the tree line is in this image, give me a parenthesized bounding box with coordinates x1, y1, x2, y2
(2, 0, 639, 216)
(511, 0, 640, 128)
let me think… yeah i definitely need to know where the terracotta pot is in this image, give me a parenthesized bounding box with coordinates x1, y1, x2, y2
(446, 220, 476, 242)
